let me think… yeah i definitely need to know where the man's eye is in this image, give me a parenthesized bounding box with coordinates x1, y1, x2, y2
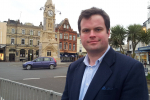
(95, 29, 101, 32)
(83, 30, 89, 33)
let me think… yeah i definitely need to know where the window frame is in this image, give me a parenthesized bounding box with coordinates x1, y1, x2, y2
(29, 39, 33, 45)
(12, 28, 15, 34)
(47, 50, 51, 56)
(21, 38, 25, 45)
(69, 35, 72, 40)
(22, 29, 25, 34)
(11, 38, 15, 45)
(73, 35, 76, 41)
(38, 31, 40, 36)
(30, 30, 33, 35)
(60, 33, 62, 39)
(59, 42, 62, 49)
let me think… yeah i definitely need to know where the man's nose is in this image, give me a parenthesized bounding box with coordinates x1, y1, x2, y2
(89, 30, 96, 37)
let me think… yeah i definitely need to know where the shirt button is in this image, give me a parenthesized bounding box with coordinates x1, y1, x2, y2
(90, 68, 92, 70)
(86, 83, 89, 86)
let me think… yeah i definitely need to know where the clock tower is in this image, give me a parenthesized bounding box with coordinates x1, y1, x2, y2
(39, 0, 60, 62)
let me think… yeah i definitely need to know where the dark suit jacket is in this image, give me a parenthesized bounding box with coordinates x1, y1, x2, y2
(61, 47, 149, 100)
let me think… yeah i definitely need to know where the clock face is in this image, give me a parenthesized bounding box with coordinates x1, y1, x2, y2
(48, 10, 54, 17)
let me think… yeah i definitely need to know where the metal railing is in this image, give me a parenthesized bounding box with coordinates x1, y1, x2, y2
(0, 78, 62, 100)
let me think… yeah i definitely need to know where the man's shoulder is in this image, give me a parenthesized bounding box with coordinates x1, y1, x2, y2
(115, 52, 141, 65)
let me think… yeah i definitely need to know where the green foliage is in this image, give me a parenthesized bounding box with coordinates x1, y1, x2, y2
(146, 73, 150, 81)
(127, 24, 150, 58)
(110, 25, 127, 54)
(110, 24, 150, 57)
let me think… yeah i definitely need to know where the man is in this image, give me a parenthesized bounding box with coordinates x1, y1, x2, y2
(61, 7, 148, 100)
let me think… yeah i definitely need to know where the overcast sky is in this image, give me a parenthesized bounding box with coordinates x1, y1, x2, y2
(0, 0, 149, 33)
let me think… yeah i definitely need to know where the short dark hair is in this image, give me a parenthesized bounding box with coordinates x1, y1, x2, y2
(78, 7, 110, 34)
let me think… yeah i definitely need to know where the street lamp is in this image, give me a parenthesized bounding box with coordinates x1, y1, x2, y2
(143, 27, 146, 33)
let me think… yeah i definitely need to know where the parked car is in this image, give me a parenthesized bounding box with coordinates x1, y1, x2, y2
(23, 57, 57, 70)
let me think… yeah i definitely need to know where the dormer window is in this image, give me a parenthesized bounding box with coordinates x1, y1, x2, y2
(64, 24, 66, 28)
(67, 25, 69, 29)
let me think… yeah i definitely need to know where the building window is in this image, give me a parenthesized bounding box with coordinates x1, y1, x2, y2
(30, 30, 33, 35)
(22, 29, 25, 34)
(21, 39, 25, 45)
(66, 42, 68, 49)
(59, 42, 62, 49)
(64, 24, 66, 28)
(11, 38, 15, 44)
(20, 49, 25, 57)
(12, 28, 15, 34)
(37, 40, 39, 45)
(60, 33, 62, 39)
(73, 44, 75, 51)
(69, 43, 71, 50)
(79, 47, 82, 52)
(80, 40, 82, 44)
(38, 31, 40, 36)
(73, 35, 76, 41)
(64, 42, 68, 49)
(67, 25, 69, 29)
(69, 35, 72, 40)
(55, 34, 57, 38)
(47, 50, 51, 56)
(64, 33, 68, 39)
(64, 42, 66, 49)
(29, 39, 33, 45)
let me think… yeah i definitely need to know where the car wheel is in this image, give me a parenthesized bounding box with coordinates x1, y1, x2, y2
(26, 65, 32, 70)
(49, 65, 54, 69)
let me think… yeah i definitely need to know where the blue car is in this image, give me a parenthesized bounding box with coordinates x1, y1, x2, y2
(23, 57, 57, 70)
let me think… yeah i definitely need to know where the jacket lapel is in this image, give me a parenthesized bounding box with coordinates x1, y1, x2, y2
(84, 47, 116, 100)
(70, 61, 86, 100)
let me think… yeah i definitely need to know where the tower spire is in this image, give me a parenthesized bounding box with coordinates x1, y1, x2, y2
(45, 0, 52, 6)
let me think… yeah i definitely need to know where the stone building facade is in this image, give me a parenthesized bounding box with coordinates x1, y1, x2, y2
(39, 0, 60, 63)
(5, 19, 42, 61)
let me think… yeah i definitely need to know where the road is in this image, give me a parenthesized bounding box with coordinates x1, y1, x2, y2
(0, 62, 71, 93)
(0, 62, 150, 99)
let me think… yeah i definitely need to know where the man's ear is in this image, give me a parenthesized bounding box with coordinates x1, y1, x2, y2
(107, 29, 110, 37)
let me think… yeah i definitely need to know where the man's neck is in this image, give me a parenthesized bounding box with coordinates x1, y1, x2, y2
(88, 52, 104, 66)
(87, 47, 109, 66)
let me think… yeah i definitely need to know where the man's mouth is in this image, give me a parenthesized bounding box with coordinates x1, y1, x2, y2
(88, 39, 100, 43)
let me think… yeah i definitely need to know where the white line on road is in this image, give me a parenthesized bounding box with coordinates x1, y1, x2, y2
(23, 78, 40, 80)
(54, 76, 66, 78)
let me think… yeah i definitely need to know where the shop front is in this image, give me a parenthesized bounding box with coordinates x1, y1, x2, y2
(0, 44, 6, 61)
(60, 53, 77, 62)
(136, 46, 150, 64)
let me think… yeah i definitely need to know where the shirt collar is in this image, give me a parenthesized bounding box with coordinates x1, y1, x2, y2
(83, 45, 110, 66)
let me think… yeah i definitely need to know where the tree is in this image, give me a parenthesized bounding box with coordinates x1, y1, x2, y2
(127, 24, 150, 58)
(110, 25, 127, 54)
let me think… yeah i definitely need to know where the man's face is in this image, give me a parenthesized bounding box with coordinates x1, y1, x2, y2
(80, 14, 110, 53)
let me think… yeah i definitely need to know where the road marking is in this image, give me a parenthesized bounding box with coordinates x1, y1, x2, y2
(23, 78, 40, 80)
(54, 76, 66, 78)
